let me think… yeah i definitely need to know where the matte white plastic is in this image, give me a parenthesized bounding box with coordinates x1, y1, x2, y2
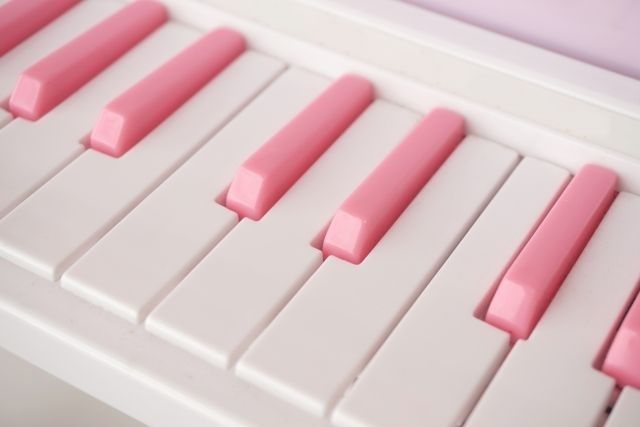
(332, 157, 569, 427)
(0, 109, 10, 129)
(466, 192, 640, 427)
(236, 137, 519, 416)
(145, 101, 420, 368)
(606, 387, 640, 427)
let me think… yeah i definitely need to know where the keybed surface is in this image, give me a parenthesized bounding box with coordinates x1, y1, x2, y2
(0, 1, 639, 426)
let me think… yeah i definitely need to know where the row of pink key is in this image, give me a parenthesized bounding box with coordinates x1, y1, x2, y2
(0, 1, 461, 265)
(2, 0, 639, 395)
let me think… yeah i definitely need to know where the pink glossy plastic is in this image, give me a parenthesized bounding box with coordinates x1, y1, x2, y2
(322, 108, 464, 264)
(602, 294, 640, 389)
(89, 28, 245, 158)
(0, 0, 79, 56)
(485, 164, 617, 341)
(8, 0, 167, 121)
(225, 74, 374, 220)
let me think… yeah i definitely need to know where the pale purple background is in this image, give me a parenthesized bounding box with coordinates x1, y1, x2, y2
(404, 0, 640, 80)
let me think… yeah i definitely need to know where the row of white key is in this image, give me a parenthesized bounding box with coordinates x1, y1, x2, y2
(0, 109, 10, 129)
(606, 388, 640, 427)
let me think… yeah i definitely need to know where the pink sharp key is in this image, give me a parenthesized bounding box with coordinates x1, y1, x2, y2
(89, 28, 245, 158)
(602, 294, 640, 389)
(8, 0, 167, 121)
(225, 74, 374, 220)
(0, 0, 79, 56)
(485, 164, 617, 341)
(321, 108, 465, 264)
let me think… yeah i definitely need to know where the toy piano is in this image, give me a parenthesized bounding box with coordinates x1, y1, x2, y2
(0, 0, 639, 426)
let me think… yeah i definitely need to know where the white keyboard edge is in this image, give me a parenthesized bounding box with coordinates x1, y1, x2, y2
(160, 0, 640, 192)
(190, 0, 640, 159)
(0, 258, 329, 427)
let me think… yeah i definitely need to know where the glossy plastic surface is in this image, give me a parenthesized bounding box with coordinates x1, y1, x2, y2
(9, 1, 167, 120)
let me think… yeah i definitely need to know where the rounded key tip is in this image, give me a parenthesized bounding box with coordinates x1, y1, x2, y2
(89, 109, 128, 158)
(337, 74, 375, 103)
(207, 27, 247, 52)
(132, 0, 169, 19)
(225, 166, 269, 220)
(9, 73, 46, 121)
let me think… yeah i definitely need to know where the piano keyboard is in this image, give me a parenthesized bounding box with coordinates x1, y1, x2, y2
(0, 1, 639, 426)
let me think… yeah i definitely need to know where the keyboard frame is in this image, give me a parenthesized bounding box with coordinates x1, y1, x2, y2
(191, 0, 640, 159)
(163, 0, 640, 190)
(1, 0, 640, 426)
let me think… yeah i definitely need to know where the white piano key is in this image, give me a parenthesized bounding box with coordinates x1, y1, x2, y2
(0, 109, 10, 129)
(331, 158, 569, 427)
(0, 0, 79, 56)
(62, 68, 328, 324)
(145, 101, 421, 368)
(0, 51, 283, 281)
(0, 0, 120, 102)
(606, 388, 640, 427)
(466, 192, 640, 427)
(0, 23, 197, 219)
(236, 137, 520, 417)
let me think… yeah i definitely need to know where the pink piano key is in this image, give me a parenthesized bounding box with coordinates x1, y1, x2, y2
(225, 74, 373, 220)
(8, 0, 167, 121)
(321, 108, 464, 264)
(485, 164, 617, 341)
(89, 28, 245, 158)
(0, 0, 79, 56)
(603, 294, 640, 389)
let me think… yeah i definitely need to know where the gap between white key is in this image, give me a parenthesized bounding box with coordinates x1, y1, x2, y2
(605, 387, 640, 427)
(0, 109, 10, 129)
(236, 137, 521, 417)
